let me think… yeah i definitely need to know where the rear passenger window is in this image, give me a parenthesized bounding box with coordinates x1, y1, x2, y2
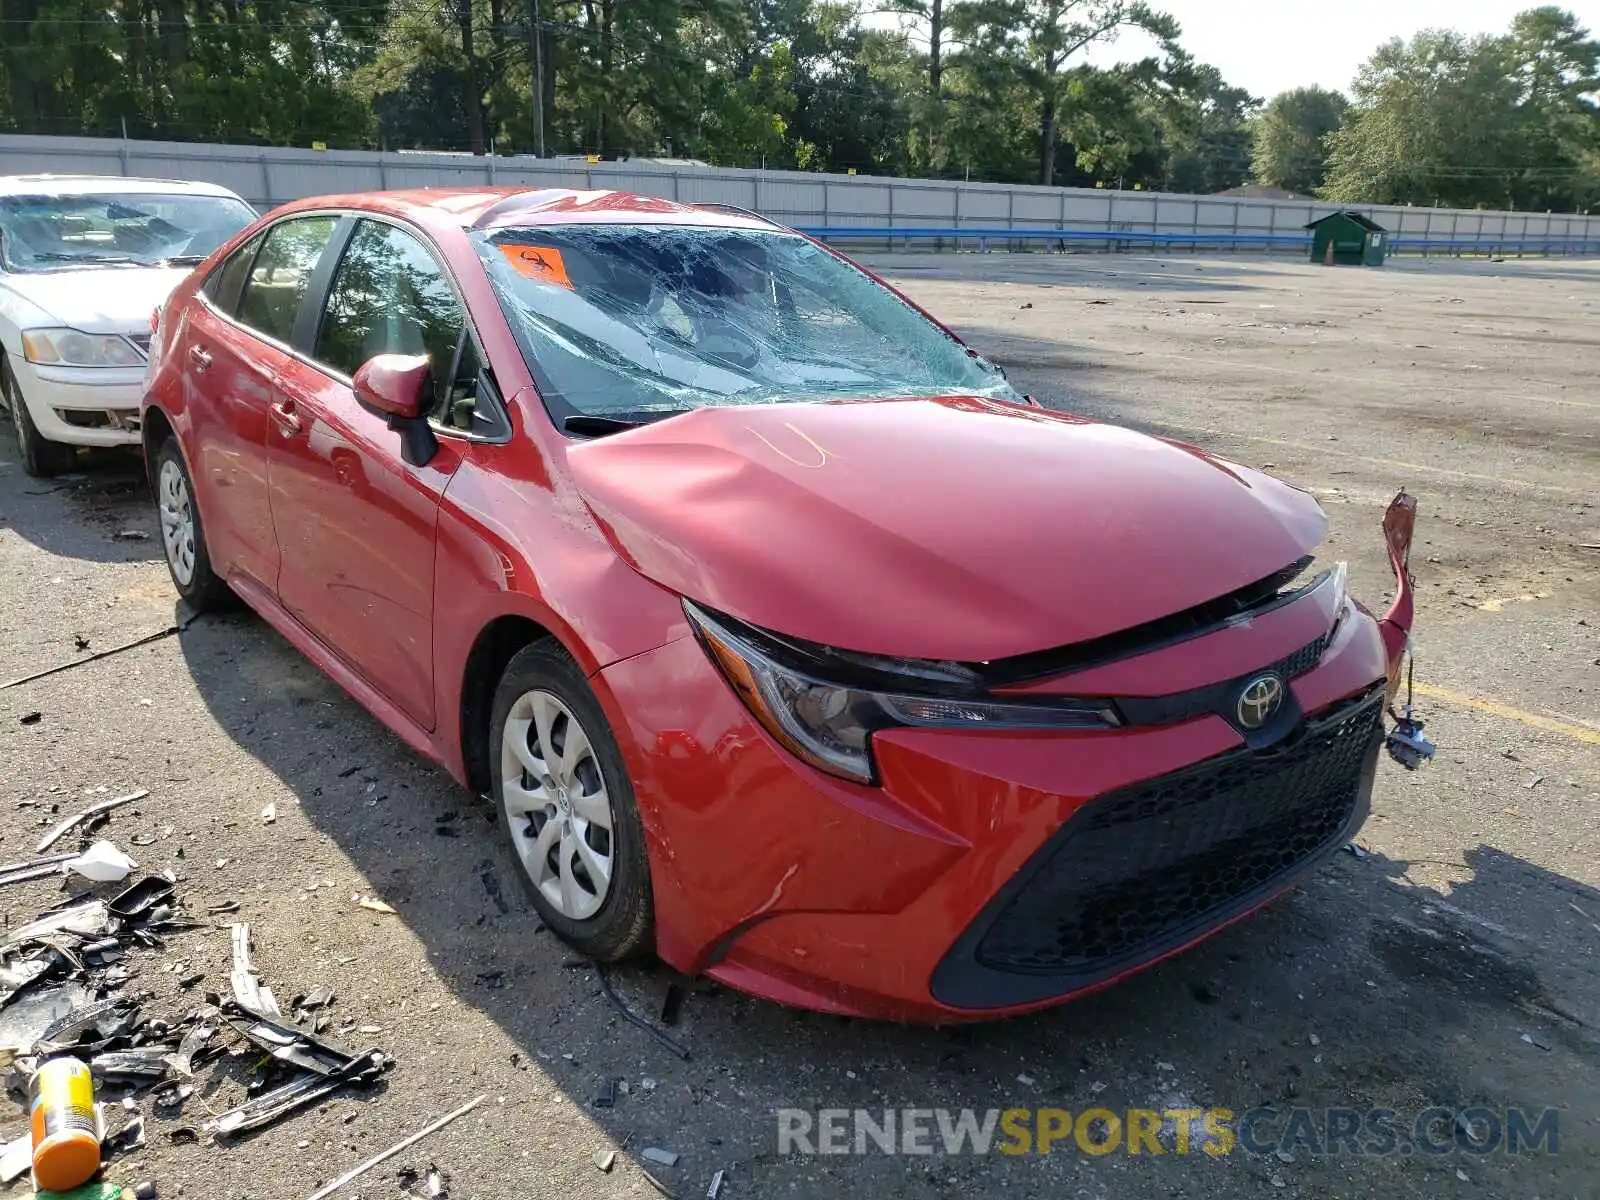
(236, 216, 338, 345)
(202, 233, 261, 316)
(317, 219, 499, 434)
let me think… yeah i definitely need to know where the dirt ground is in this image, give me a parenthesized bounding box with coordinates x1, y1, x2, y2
(0, 251, 1596, 1200)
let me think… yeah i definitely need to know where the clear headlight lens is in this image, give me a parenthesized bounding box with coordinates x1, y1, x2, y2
(685, 601, 1119, 784)
(21, 328, 144, 368)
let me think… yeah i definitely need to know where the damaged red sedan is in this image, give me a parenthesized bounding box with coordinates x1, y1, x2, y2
(141, 188, 1428, 1023)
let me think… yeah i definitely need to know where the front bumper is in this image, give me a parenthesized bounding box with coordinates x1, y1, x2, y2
(596, 573, 1395, 1024)
(9, 358, 143, 447)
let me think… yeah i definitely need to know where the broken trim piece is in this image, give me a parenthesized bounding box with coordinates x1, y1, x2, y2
(36, 791, 148, 854)
(301, 1094, 486, 1200)
(206, 1050, 386, 1138)
(229, 923, 281, 1019)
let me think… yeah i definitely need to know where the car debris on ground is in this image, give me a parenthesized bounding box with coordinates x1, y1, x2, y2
(0, 797, 431, 1198)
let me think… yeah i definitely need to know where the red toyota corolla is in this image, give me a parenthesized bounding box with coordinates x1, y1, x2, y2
(141, 188, 1424, 1023)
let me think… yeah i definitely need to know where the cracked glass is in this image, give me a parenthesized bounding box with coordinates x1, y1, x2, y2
(472, 223, 1020, 422)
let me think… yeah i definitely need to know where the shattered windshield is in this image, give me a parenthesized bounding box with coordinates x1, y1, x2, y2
(472, 223, 1020, 421)
(0, 192, 256, 272)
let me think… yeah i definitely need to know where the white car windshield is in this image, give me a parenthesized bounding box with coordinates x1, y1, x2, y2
(473, 223, 1019, 421)
(0, 192, 255, 273)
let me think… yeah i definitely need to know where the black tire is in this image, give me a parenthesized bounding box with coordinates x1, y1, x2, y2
(490, 639, 654, 961)
(153, 435, 234, 612)
(2, 357, 75, 478)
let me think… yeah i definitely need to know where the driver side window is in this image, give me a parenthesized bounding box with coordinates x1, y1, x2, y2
(315, 219, 498, 434)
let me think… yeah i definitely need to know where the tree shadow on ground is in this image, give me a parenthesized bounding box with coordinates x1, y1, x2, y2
(0, 435, 160, 566)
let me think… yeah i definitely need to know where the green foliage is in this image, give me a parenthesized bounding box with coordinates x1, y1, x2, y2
(2, 0, 1596, 213)
(1252, 86, 1347, 194)
(1322, 9, 1600, 210)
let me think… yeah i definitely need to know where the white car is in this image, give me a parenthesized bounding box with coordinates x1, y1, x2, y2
(0, 175, 255, 476)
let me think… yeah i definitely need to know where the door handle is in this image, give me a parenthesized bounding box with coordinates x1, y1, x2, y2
(270, 399, 303, 437)
(188, 345, 212, 373)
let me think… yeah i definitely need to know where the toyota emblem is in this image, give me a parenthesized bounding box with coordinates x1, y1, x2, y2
(1236, 674, 1285, 730)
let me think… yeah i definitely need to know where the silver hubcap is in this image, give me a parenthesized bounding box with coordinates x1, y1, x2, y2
(500, 690, 614, 920)
(158, 458, 197, 586)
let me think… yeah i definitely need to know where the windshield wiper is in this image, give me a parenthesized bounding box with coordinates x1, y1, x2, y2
(161, 254, 209, 266)
(562, 411, 688, 437)
(25, 252, 147, 266)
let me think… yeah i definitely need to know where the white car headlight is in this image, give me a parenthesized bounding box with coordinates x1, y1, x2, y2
(21, 328, 144, 368)
(685, 601, 1120, 784)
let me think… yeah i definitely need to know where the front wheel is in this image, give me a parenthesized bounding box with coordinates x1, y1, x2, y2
(153, 436, 233, 611)
(491, 640, 654, 961)
(2, 359, 75, 478)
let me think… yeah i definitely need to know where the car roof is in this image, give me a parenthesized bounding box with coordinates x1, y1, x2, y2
(269, 187, 784, 235)
(0, 174, 245, 199)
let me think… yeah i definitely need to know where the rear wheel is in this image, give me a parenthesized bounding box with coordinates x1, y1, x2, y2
(154, 436, 232, 611)
(491, 640, 654, 960)
(2, 358, 75, 478)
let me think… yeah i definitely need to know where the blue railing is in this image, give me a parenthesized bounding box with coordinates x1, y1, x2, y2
(794, 226, 1600, 256)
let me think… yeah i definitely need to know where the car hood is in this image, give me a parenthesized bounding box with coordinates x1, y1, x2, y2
(565, 396, 1327, 662)
(0, 266, 190, 333)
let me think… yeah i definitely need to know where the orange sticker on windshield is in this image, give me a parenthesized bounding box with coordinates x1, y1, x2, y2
(498, 244, 572, 288)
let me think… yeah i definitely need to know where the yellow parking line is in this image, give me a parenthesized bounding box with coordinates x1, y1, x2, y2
(1412, 682, 1600, 745)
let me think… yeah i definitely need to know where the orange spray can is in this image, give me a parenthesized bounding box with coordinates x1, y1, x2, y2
(29, 1056, 101, 1192)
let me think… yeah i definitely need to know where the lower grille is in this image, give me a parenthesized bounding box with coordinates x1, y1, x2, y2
(976, 692, 1382, 975)
(930, 690, 1384, 1007)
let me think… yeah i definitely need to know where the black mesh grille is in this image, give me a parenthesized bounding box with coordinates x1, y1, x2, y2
(1275, 634, 1329, 681)
(974, 692, 1382, 976)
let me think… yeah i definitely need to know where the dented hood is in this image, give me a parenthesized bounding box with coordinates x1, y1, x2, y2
(565, 397, 1327, 662)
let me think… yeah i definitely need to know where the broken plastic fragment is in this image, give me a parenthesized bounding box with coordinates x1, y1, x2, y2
(91, 1049, 172, 1080)
(642, 1147, 680, 1167)
(0, 982, 91, 1063)
(0, 850, 78, 888)
(0, 1131, 29, 1183)
(35, 997, 137, 1055)
(152, 1080, 193, 1112)
(0, 955, 54, 1006)
(3, 901, 110, 952)
(108, 873, 177, 922)
(206, 1050, 386, 1137)
(65, 841, 138, 884)
(35, 791, 148, 853)
(165, 1008, 221, 1077)
(229, 923, 281, 1018)
(223, 1003, 384, 1078)
(357, 896, 397, 915)
(298, 987, 334, 1012)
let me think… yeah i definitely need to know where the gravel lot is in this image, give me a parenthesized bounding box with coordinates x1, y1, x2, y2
(1, 251, 1596, 1200)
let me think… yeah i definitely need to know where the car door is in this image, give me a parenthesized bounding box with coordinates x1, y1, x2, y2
(182, 215, 340, 590)
(267, 216, 500, 732)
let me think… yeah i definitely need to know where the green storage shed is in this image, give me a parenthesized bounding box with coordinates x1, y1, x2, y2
(1306, 211, 1388, 266)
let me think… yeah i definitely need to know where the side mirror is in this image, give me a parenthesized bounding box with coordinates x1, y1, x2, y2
(353, 353, 437, 467)
(353, 353, 430, 420)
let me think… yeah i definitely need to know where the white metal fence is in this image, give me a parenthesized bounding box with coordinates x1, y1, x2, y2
(3, 133, 1598, 255)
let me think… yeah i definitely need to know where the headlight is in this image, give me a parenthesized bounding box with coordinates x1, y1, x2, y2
(21, 328, 144, 368)
(1285, 556, 1348, 628)
(685, 601, 1119, 784)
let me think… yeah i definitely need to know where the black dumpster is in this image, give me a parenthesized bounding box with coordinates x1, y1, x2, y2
(1306, 211, 1387, 266)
